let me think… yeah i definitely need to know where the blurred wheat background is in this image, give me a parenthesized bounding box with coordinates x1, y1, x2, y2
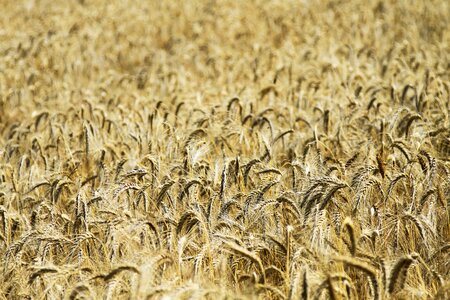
(0, 0, 449, 299)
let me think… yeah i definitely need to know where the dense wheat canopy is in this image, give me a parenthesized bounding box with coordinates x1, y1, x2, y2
(0, 0, 449, 299)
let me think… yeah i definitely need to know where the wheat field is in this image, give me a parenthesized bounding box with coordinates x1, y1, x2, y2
(0, 0, 449, 299)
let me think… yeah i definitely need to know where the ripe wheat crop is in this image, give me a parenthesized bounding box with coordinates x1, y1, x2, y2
(0, 0, 449, 299)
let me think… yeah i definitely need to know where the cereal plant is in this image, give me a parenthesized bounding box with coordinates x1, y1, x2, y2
(0, 0, 448, 299)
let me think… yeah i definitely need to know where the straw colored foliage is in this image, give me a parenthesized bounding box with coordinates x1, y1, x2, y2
(0, 0, 449, 299)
